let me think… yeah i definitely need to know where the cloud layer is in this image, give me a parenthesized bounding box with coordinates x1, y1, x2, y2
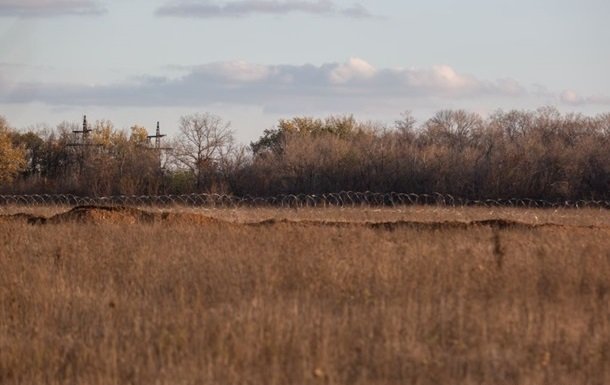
(0, 0, 105, 17)
(156, 0, 372, 18)
(1, 58, 604, 113)
(560, 89, 610, 106)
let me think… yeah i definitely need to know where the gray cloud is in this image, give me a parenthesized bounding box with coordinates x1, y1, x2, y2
(559, 89, 610, 106)
(156, 0, 373, 18)
(0, 0, 105, 17)
(3, 58, 595, 114)
(339, 3, 370, 18)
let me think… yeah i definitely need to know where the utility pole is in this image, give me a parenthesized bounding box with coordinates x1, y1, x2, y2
(147, 121, 166, 149)
(66, 115, 101, 176)
(68, 115, 100, 147)
(72, 115, 93, 142)
(147, 121, 171, 168)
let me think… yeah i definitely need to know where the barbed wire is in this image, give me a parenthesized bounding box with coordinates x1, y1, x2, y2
(0, 192, 608, 210)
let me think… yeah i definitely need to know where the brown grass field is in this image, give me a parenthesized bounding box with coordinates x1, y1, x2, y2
(1, 205, 609, 385)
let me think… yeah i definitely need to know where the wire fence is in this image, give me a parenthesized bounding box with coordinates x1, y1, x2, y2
(0, 192, 608, 210)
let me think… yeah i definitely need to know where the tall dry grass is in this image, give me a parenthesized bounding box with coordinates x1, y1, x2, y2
(1, 209, 609, 384)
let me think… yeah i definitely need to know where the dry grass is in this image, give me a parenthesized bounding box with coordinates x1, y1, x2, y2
(1, 207, 609, 384)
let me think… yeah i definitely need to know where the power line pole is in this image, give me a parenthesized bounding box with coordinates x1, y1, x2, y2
(147, 121, 172, 168)
(148, 121, 166, 149)
(66, 115, 101, 175)
(67, 115, 100, 148)
(72, 115, 93, 142)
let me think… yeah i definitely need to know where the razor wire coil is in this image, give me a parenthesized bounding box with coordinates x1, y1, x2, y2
(0, 192, 608, 210)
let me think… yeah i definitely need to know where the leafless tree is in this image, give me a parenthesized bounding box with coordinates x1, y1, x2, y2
(394, 110, 417, 144)
(171, 113, 235, 190)
(423, 110, 483, 147)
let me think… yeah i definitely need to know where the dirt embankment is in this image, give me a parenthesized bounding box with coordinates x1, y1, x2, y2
(234, 217, 607, 231)
(1, 205, 607, 231)
(0, 206, 220, 226)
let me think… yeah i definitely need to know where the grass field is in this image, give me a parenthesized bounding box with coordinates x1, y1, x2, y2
(1, 206, 609, 384)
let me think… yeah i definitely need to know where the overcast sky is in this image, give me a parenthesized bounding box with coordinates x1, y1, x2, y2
(1, 0, 609, 141)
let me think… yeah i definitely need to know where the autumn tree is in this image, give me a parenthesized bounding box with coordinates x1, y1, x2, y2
(250, 115, 364, 156)
(38, 121, 81, 190)
(0, 116, 26, 186)
(129, 125, 149, 145)
(38, 119, 162, 195)
(117, 124, 165, 194)
(9, 131, 44, 177)
(89, 121, 165, 195)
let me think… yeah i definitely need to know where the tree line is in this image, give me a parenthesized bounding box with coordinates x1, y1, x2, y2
(0, 107, 608, 200)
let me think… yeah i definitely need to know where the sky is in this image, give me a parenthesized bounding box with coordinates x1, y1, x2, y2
(0, 0, 609, 142)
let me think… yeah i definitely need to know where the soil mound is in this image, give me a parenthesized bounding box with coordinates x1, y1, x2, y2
(330, 219, 607, 230)
(44, 206, 219, 225)
(2, 207, 604, 230)
(47, 205, 156, 224)
(368, 219, 538, 231)
(250, 218, 546, 231)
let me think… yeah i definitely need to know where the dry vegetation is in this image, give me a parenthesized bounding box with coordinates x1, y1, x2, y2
(1, 206, 609, 385)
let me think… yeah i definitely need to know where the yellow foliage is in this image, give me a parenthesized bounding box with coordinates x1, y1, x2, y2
(91, 119, 126, 147)
(0, 120, 26, 184)
(129, 125, 149, 145)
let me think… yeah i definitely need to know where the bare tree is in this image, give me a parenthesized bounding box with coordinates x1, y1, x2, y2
(423, 110, 483, 147)
(172, 113, 235, 190)
(394, 110, 417, 143)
